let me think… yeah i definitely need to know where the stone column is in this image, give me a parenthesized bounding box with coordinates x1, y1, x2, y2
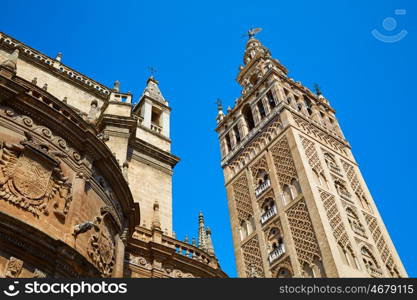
(161, 110, 170, 137)
(112, 234, 125, 278)
(142, 99, 152, 128)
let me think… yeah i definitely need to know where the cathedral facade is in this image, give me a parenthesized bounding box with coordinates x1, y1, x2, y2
(0, 32, 226, 278)
(215, 35, 407, 278)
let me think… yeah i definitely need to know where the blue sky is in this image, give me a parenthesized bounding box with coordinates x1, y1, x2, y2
(1, 0, 416, 277)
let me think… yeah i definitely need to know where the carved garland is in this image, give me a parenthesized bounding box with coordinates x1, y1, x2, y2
(0, 134, 72, 220)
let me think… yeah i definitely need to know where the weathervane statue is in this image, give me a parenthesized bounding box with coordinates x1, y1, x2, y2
(243, 27, 262, 39)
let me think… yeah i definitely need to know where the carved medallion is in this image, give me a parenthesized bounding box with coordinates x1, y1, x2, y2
(4, 257, 23, 278)
(13, 152, 52, 199)
(0, 133, 72, 219)
(87, 208, 115, 278)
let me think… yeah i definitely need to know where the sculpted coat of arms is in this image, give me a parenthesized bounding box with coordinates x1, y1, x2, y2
(0, 132, 72, 220)
(84, 207, 116, 277)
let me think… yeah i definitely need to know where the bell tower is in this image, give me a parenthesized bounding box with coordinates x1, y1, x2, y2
(215, 31, 407, 278)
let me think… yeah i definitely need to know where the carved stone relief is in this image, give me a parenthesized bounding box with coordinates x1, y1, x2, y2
(0, 133, 72, 220)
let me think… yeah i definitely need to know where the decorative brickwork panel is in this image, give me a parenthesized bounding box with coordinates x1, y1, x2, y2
(341, 161, 365, 197)
(318, 188, 351, 249)
(363, 212, 397, 273)
(286, 200, 322, 266)
(299, 135, 323, 173)
(241, 235, 264, 277)
(231, 174, 254, 222)
(292, 113, 347, 155)
(250, 155, 269, 178)
(270, 136, 298, 187)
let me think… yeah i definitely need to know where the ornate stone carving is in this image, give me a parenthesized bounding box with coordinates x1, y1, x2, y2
(231, 174, 254, 222)
(0, 133, 72, 219)
(250, 155, 269, 179)
(299, 135, 323, 173)
(363, 212, 398, 275)
(33, 269, 47, 278)
(0, 107, 84, 166)
(4, 256, 23, 278)
(87, 207, 116, 278)
(242, 235, 264, 277)
(270, 136, 298, 187)
(318, 188, 351, 249)
(292, 113, 347, 156)
(286, 200, 322, 267)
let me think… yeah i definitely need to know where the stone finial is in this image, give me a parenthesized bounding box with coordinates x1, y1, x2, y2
(1, 45, 21, 72)
(172, 231, 176, 239)
(62, 97, 67, 104)
(55, 52, 62, 62)
(313, 83, 322, 96)
(206, 227, 215, 256)
(192, 237, 196, 247)
(184, 235, 189, 243)
(122, 161, 129, 183)
(113, 80, 120, 92)
(216, 99, 225, 123)
(42, 83, 48, 91)
(32, 77, 37, 85)
(151, 201, 161, 230)
(198, 211, 207, 251)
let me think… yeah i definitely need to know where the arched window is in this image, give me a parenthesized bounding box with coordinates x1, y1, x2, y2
(225, 134, 232, 152)
(291, 178, 302, 198)
(266, 91, 276, 109)
(357, 193, 373, 213)
(262, 198, 275, 214)
(361, 246, 381, 276)
(282, 184, 293, 205)
(277, 267, 292, 278)
(302, 263, 314, 278)
(304, 96, 313, 115)
(240, 220, 248, 241)
(257, 100, 266, 119)
(346, 207, 365, 236)
(324, 152, 337, 169)
(242, 104, 255, 131)
(233, 126, 241, 143)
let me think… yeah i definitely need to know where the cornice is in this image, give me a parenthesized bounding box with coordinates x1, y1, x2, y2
(129, 137, 179, 168)
(0, 32, 111, 100)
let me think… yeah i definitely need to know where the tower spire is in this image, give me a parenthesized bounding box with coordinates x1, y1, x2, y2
(141, 75, 167, 104)
(198, 211, 207, 251)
